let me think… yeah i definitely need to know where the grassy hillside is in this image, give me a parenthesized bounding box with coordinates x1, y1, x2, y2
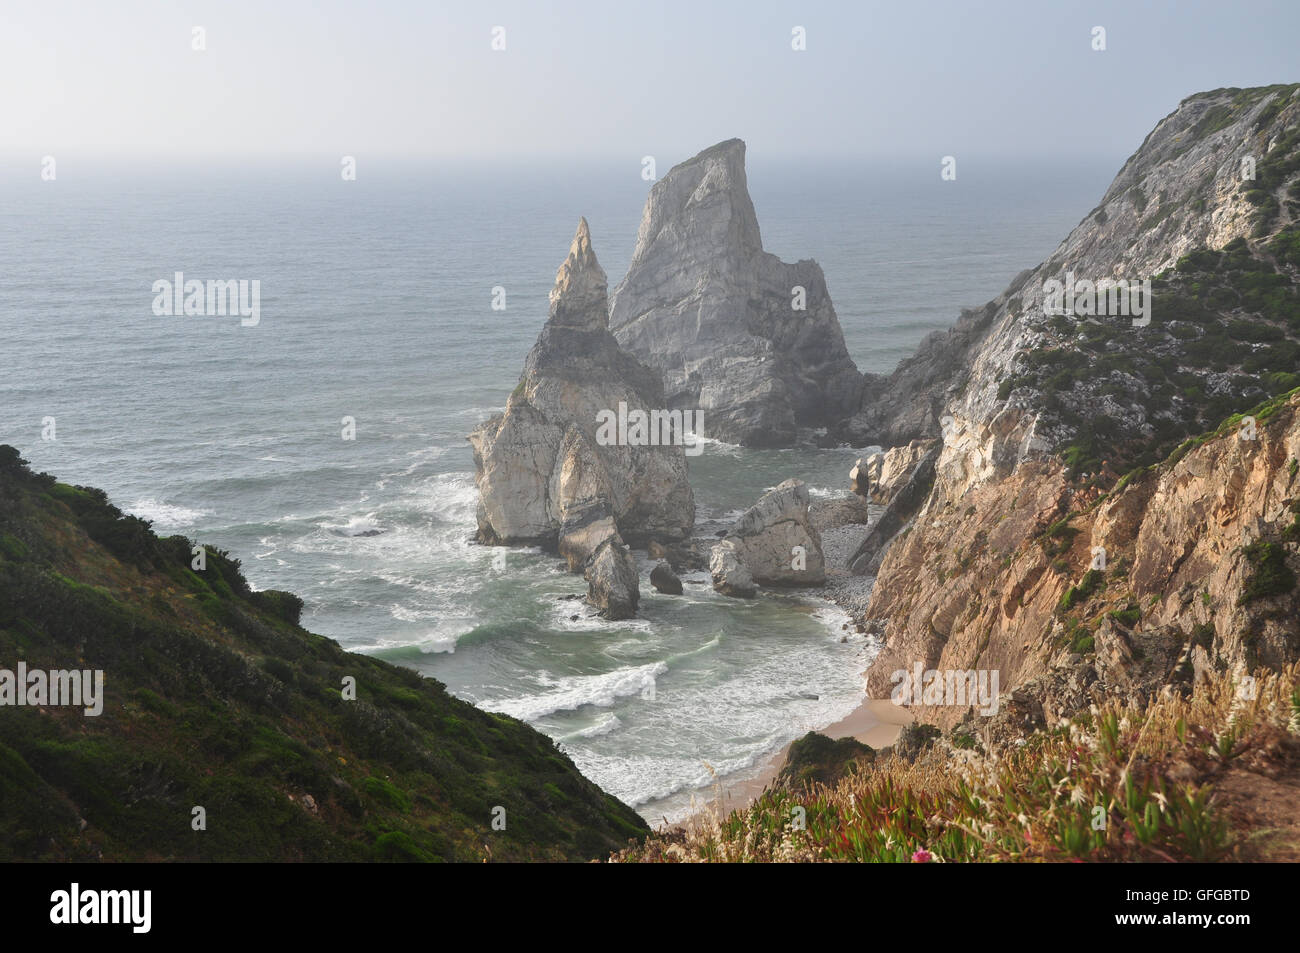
(0, 446, 648, 861)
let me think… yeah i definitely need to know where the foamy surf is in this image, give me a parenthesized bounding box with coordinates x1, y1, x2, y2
(126, 498, 210, 529)
(482, 661, 669, 722)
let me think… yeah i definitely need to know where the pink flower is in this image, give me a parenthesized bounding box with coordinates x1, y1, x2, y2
(912, 849, 932, 863)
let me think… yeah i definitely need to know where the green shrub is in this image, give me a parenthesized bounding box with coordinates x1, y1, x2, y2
(372, 830, 432, 862)
(362, 776, 412, 813)
(1238, 542, 1296, 604)
(253, 590, 304, 626)
(1060, 569, 1105, 612)
(1108, 604, 1142, 627)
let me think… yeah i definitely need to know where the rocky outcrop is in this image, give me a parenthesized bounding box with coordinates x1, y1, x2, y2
(848, 445, 938, 576)
(851, 85, 1300, 728)
(469, 219, 696, 617)
(710, 479, 826, 595)
(585, 538, 640, 620)
(649, 562, 683, 595)
(849, 458, 871, 498)
(856, 440, 935, 505)
(609, 139, 864, 448)
(709, 540, 756, 598)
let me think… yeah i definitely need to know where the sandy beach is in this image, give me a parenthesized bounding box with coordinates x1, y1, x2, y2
(671, 697, 913, 827)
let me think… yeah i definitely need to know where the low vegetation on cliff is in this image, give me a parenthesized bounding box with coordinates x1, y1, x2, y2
(1006, 232, 1300, 484)
(615, 663, 1300, 862)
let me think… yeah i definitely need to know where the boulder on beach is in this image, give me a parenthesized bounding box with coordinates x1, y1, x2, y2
(708, 539, 756, 598)
(709, 478, 827, 597)
(728, 479, 827, 586)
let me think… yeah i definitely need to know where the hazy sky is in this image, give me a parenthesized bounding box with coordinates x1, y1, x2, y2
(3, 0, 1297, 161)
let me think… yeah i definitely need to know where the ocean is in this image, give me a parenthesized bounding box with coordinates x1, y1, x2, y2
(0, 153, 1115, 822)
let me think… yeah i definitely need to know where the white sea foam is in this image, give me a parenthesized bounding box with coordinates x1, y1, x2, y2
(550, 602, 654, 632)
(482, 661, 668, 721)
(325, 514, 384, 537)
(126, 498, 209, 529)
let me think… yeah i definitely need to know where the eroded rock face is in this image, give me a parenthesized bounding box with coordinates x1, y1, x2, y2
(609, 139, 864, 448)
(862, 395, 1300, 729)
(469, 219, 696, 617)
(711, 479, 826, 595)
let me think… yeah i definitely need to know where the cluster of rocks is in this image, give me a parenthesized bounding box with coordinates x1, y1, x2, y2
(469, 139, 878, 621)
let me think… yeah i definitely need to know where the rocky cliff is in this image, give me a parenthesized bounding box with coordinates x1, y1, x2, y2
(469, 219, 695, 618)
(854, 84, 1300, 727)
(609, 139, 864, 447)
(848, 84, 1300, 463)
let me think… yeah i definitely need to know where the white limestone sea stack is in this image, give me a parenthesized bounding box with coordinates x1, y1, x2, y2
(469, 219, 695, 619)
(609, 139, 865, 448)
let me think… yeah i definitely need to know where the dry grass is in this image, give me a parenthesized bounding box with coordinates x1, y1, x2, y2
(613, 663, 1300, 863)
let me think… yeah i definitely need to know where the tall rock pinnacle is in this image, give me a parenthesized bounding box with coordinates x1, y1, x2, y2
(610, 139, 864, 447)
(548, 216, 609, 328)
(469, 219, 695, 620)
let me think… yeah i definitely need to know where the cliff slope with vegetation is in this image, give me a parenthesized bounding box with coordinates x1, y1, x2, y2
(0, 447, 647, 861)
(853, 84, 1300, 726)
(846, 83, 1300, 456)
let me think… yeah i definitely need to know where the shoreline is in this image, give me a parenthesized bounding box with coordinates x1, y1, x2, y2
(666, 498, 902, 828)
(675, 697, 912, 828)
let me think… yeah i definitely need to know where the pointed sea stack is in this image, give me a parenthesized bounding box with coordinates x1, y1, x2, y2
(609, 139, 864, 447)
(469, 219, 695, 619)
